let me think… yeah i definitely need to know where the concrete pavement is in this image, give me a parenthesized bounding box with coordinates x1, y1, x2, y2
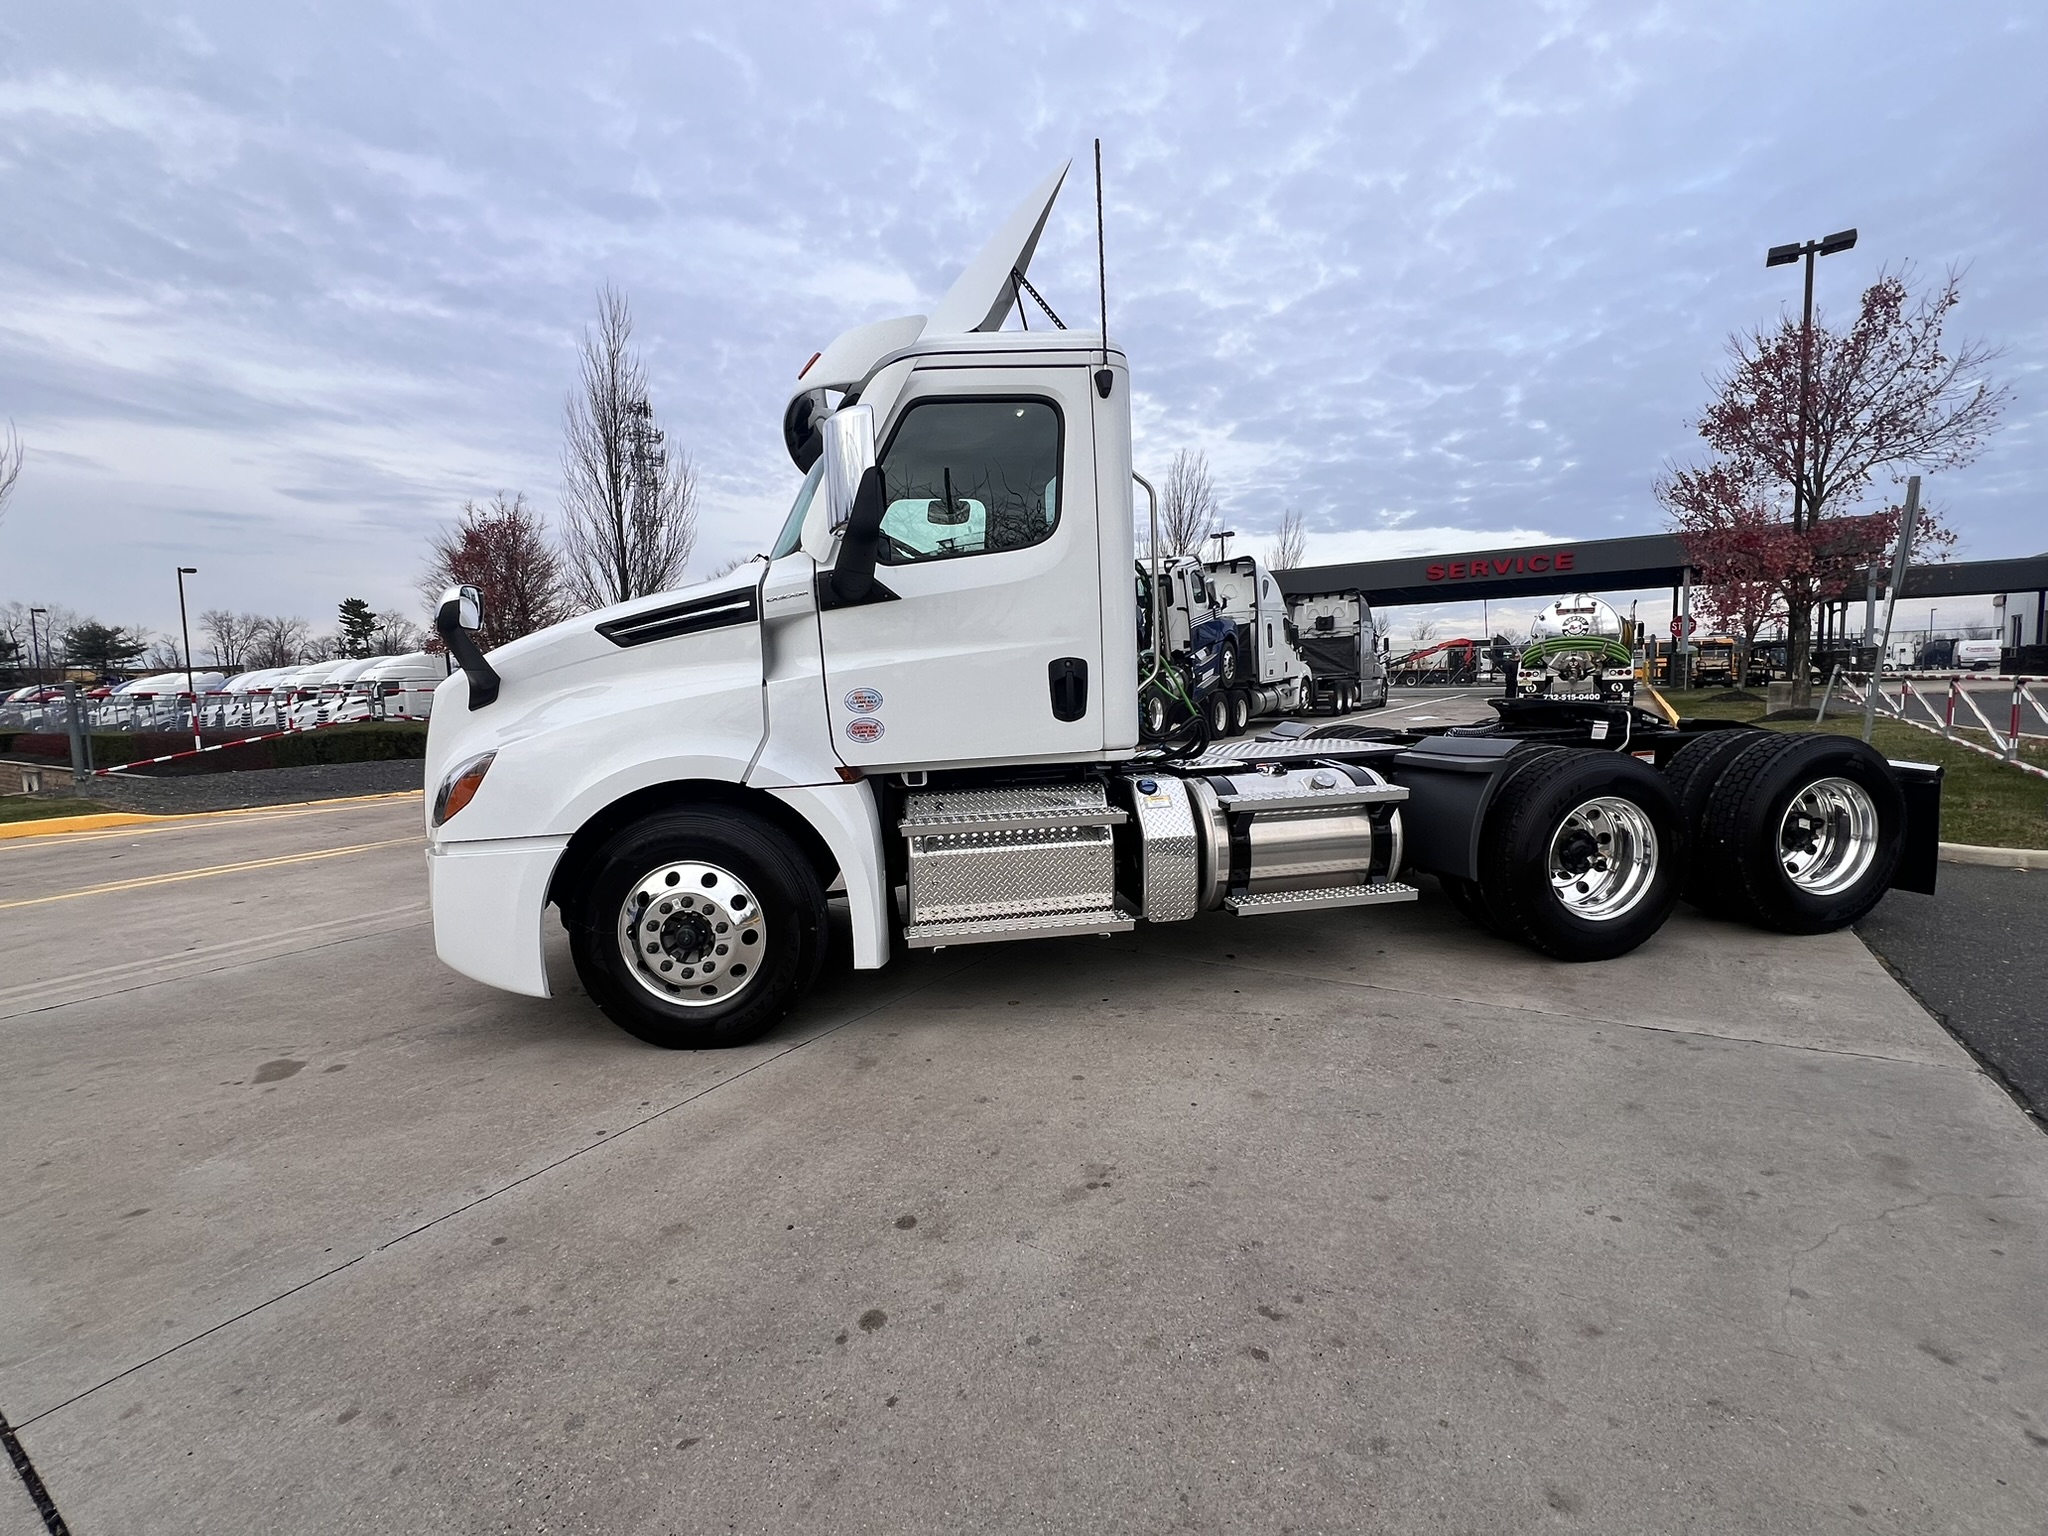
(2, 793, 2045, 1533)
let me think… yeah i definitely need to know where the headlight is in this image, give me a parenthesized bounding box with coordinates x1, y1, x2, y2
(432, 751, 496, 827)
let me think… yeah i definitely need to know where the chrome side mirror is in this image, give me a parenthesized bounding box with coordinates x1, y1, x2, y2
(821, 404, 876, 532)
(435, 584, 499, 710)
(440, 583, 483, 633)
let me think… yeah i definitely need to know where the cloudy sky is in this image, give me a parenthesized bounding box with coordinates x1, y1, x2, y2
(1, 0, 2040, 647)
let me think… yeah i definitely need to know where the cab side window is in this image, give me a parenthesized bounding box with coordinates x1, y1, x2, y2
(876, 399, 1061, 565)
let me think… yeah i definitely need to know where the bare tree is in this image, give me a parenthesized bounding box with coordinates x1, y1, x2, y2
(0, 422, 21, 530)
(200, 609, 255, 671)
(1672, 265, 2006, 702)
(1157, 448, 1218, 557)
(246, 615, 313, 670)
(421, 493, 568, 650)
(1408, 618, 1442, 651)
(559, 287, 697, 610)
(1268, 507, 1307, 570)
(373, 610, 423, 655)
(144, 634, 186, 672)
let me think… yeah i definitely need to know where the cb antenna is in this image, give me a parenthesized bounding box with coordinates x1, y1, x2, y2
(1094, 138, 1113, 398)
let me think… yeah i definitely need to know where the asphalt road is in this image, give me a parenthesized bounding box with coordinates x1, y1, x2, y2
(1859, 864, 2048, 1124)
(3, 793, 2046, 1533)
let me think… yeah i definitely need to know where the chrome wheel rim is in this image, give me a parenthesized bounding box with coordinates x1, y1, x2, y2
(615, 860, 765, 1007)
(1777, 776, 1879, 895)
(1548, 796, 1659, 921)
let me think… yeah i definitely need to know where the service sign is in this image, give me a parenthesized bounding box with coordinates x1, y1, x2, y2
(1426, 550, 1577, 583)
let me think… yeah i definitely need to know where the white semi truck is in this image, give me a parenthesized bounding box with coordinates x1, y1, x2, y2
(423, 163, 1941, 1051)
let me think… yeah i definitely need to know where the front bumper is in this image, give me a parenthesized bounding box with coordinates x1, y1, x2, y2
(426, 835, 571, 997)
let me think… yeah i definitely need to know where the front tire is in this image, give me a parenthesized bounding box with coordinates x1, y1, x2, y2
(568, 809, 828, 1049)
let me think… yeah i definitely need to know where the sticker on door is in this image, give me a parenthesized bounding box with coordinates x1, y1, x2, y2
(843, 686, 884, 714)
(845, 717, 885, 744)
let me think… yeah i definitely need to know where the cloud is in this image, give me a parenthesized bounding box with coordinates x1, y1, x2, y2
(0, 0, 2041, 637)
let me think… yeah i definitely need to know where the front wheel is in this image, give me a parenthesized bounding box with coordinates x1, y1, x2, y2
(1140, 689, 1171, 740)
(568, 809, 828, 1049)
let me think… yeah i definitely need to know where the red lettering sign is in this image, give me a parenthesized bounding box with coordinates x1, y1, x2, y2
(1419, 547, 1579, 582)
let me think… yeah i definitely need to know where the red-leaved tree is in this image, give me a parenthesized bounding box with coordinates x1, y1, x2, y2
(419, 493, 567, 651)
(1663, 266, 2004, 702)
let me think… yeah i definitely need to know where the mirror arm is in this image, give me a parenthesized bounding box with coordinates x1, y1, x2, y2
(435, 587, 501, 710)
(829, 466, 889, 605)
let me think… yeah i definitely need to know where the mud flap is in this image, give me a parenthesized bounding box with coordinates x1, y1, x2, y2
(1888, 759, 1943, 895)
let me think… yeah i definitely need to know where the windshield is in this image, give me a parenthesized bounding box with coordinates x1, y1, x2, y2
(769, 460, 825, 560)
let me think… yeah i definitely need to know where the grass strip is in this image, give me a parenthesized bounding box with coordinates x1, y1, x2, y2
(1662, 689, 2048, 849)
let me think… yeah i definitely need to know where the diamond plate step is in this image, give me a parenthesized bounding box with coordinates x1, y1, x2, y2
(903, 906, 1136, 950)
(1224, 881, 1419, 916)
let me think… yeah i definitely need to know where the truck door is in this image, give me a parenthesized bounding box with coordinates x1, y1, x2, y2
(818, 364, 1105, 768)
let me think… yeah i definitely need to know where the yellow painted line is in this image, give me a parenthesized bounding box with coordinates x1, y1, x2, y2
(0, 791, 424, 850)
(0, 812, 166, 840)
(0, 837, 420, 910)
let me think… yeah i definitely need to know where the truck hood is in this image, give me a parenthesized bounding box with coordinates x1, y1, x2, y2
(425, 562, 769, 806)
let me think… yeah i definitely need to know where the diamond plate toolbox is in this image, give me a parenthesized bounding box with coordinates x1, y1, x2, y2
(899, 783, 1126, 926)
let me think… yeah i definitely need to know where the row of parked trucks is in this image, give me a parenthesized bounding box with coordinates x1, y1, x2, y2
(0, 651, 445, 734)
(1139, 554, 1389, 741)
(418, 162, 1943, 1054)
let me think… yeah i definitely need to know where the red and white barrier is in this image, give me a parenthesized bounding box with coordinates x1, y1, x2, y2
(91, 715, 428, 777)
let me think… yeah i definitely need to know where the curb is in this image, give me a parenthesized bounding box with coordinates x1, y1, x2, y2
(0, 812, 166, 840)
(0, 789, 423, 843)
(1939, 841, 2048, 871)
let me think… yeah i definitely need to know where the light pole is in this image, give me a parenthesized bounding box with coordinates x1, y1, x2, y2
(176, 566, 200, 749)
(29, 606, 47, 688)
(1767, 228, 1856, 690)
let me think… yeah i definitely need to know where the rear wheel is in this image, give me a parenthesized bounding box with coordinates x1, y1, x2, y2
(568, 809, 828, 1049)
(1696, 733, 1904, 933)
(1476, 751, 1682, 961)
(1441, 875, 1501, 934)
(1204, 690, 1232, 738)
(1659, 729, 1766, 913)
(1229, 689, 1253, 735)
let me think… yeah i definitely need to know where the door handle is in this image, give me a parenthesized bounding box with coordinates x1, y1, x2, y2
(1048, 657, 1089, 722)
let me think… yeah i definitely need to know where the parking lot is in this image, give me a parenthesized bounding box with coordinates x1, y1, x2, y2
(4, 788, 2047, 1533)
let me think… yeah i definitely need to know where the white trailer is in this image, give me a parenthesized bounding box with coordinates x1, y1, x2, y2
(422, 163, 1941, 1051)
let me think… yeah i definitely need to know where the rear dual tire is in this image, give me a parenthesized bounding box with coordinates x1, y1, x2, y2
(1450, 748, 1682, 961)
(1688, 733, 1904, 934)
